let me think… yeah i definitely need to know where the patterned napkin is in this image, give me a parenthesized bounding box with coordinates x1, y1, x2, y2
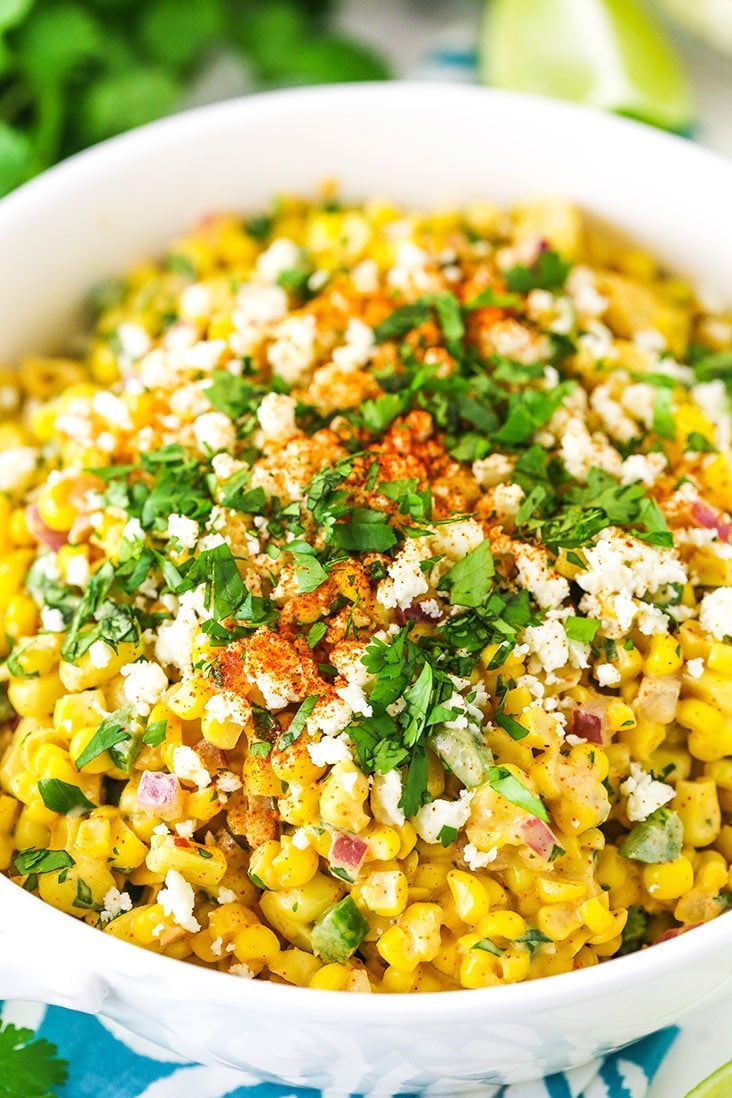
(0, 998, 677, 1098)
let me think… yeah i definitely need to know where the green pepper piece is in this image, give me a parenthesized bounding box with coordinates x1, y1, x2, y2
(311, 895, 369, 963)
(619, 808, 683, 864)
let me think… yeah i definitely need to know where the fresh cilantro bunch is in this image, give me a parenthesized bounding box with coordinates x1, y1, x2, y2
(0, 0, 389, 196)
(0, 1020, 68, 1097)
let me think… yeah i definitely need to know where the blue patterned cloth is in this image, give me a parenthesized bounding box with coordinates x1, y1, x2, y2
(0, 998, 677, 1098)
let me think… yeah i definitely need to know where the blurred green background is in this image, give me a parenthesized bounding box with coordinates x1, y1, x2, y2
(0, 0, 391, 196)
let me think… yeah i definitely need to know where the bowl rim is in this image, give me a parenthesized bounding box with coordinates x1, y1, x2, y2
(1, 81, 732, 1019)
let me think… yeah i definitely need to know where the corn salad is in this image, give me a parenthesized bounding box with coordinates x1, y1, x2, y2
(1, 192, 732, 994)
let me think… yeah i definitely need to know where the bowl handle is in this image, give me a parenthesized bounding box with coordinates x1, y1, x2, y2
(0, 883, 107, 1014)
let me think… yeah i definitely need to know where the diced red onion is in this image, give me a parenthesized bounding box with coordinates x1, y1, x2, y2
(518, 816, 560, 860)
(691, 500, 731, 542)
(330, 832, 368, 879)
(572, 708, 603, 744)
(635, 675, 681, 725)
(25, 503, 68, 552)
(137, 770, 183, 819)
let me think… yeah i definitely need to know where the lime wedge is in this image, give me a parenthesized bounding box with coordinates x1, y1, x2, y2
(686, 1059, 732, 1098)
(480, 0, 694, 132)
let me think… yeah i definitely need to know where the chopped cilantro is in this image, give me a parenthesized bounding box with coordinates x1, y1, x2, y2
(306, 621, 328, 648)
(685, 431, 716, 453)
(488, 766, 550, 823)
(13, 848, 75, 876)
(517, 927, 552, 955)
(464, 286, 523, 311)
(652, 388, 676, 440)
(373, 300, 431, 343)
(37, 779, 96, 816)
(277, 695, 319, 751)
(565, 617, 601, 644)
(503, 249, 571, 293)
(494, 383, 574, 447)
(142, 719, 168, 748)
(438, 825, 459, 847)
(74, 710, 134, 769)
(249, 741, 272, 758)
(471, 937, 503, 956)
(438, 539, 494, 608)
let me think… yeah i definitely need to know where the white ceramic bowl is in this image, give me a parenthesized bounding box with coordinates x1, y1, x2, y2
(1, 84, 732, 1095)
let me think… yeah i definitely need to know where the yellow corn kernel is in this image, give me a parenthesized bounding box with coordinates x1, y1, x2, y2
(207, 901, 257, 942)
(74, 816, 112, 860)
(277, 782, 320, 827)
(537, 878, 586, 904)
(242, 753, 282, 798)
(269, 947, 322, 987)
(475, 909, 527, 942)
(12, 806, 50, 851)
(703, 452, 732, 512)
(673, 779, 721, 847)
(189, 927, 223, 964)
(249, 836, 319, 891)
(200, 710, 243, 751)
(377, 903, 443, 972)
(54, 688, 108, 734)
(577, 897, 613, 937)
(676, 698, 732, 762)
(536, 902, 583, 942)
(695, 858, 728, 895)
(446, 870, 491, 925)
(705, 759, 732, 791)
(619, 721, 666, 761)
(707, 642, 732, 676)
(8, 673, 65, 718)
(615, 644, 644, 682)
(458, 948, 502, 989)
(607, 700, 636, 732)
(308, 963, 350, 990)
(69, 726, 114, 775)
(364, 825, 401, 862)
(183, 787, 222, 824)
(9, 511, 33, 547)
(645, 634, 683, 677)
(270, 737, 325, 786)
(643, 858, 694, 900)
(37, 855, 116, 917)
(715, 825, 732, 864)
(319, 762, 370, 833)
(358, 870, 409, 918)
(145, 833, 227, 888)
(36, 478, 78, 532)
(648, 745, 691, 783)
(0, 549, 35, 610)
(104, 903, 176, 949)
(4, 594, 39, 638)
(58, 640, 140, 692)
(232, 923, 280, 968)
(165, 676, 213, 720)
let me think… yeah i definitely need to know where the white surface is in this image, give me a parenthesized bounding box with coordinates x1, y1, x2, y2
(2, 84, 732, 1093)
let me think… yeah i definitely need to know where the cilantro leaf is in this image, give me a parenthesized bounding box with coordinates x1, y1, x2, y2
(464, 286, 523, 311)
(74, 711, 131, 769)
(37, 779, 95, 815)
(652, 388, 676, 440)
(438, 825, 458, 847)
(504, 250, 571, 293)
(494, 382, 574, 447)
(432, 292, 465, 358)
(277, 695, 319, 751)
(471, 937, 503, 956)
(328, 516, 397, 552)
(438, 540, 494, 608)
(361, 392, 409, 433)
(373, 300, 431, 343)
(13, 848, 75, 875)
(488, 765, 551, 823)
(142, 719, 168, 747)
(565, 617, 601, 644)
(685, 431, 716, 454)
(0, 1020, 68, 1098)
(306, 621, 328, 648)
(399, 742, 430, 816)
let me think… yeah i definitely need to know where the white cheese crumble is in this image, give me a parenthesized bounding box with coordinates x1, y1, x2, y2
(620, 763, 675, 822)
(376, 537, 429, 610)
(99, 887, 133, 924)
(217, 887, 237, 905)
(267, 314, 317, 385)
(686, 657, 705, 679)
(523, 619, 569, 673)
(513, 543, 570, 610)
(620, 452, 667, 487)
(121, 517, 144, 543)
(65, 554, 90, 588)
(120, 660, 168, 716)
(204, 691, 250, 725)
(255, 238, 300, 282)
(332, 319, 374, 372)
(307, 734, 353, 767)
(371, 769, 406, 828)
(595, 662, 621, 687)
(462, 843, 498, 870)
(166, 513, 199, 550)
(257, 392, 298, 441)
(157, 869, 200, 933)
(414, 790, 474, 844)
(172, 745, 211, 789)
(699, 587, 732, 641)
(193, 411, 236, 454)
(41, 607, 65, 633)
